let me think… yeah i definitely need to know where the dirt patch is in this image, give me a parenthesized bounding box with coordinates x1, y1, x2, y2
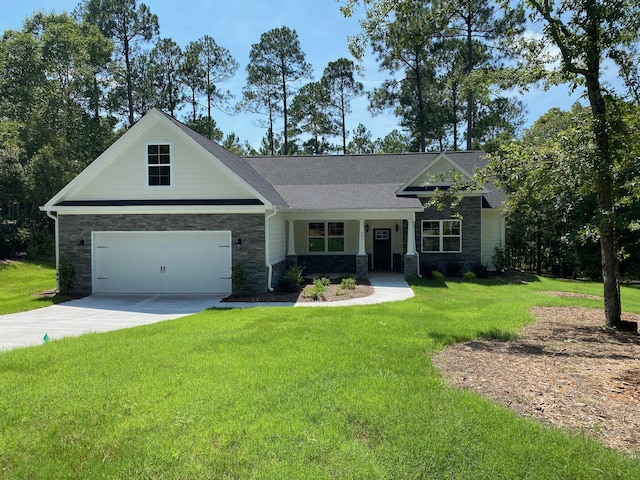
(222, 280, 374, 303)
(540, 290, 602, 300)
(433, 307, 640, 455)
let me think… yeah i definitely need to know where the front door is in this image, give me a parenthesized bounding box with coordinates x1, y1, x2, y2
(373, 228, 392, 270)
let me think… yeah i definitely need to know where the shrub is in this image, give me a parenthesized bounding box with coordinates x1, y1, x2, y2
(57, 258, 75, 295)
(492, 240, 508, 272)
(231, 263, 249, 297)
(472, 263, 489, 279)
(304, 277, 329, 300)
(462, 271, 476, 281)
(431, 270, 445, 280)
(279, 264, 304, 293)
(339, 276, 356, 290)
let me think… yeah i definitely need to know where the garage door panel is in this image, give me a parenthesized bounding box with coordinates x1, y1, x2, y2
(93, 231, 231, 294)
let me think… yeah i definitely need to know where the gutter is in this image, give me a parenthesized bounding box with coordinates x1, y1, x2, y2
(45, 210, 60, 290)
(264, 209, 278, 292)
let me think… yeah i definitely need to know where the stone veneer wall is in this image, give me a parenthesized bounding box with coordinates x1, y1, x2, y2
(58, 213, 267, 294)
(296, 255, 358, 276)
(414, 196, 482, 275)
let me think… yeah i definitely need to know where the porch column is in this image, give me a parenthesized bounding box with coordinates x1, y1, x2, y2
(358, 218, 366, 255)
(404, 217, 419, 279)
(406, 218, 417, 255)
(356, 218, 368, 280)
(287, 220, 296, 255)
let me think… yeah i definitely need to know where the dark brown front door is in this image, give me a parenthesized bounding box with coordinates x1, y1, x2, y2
(373, 228, 392, 270)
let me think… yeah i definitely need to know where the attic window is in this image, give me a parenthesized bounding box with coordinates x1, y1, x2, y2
(147, 144, 171, 186)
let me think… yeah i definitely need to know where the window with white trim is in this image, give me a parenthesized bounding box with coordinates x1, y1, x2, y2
(421, 220, 461, 253)
(147, 144, 171, 186)
(308, 222, 345, 252)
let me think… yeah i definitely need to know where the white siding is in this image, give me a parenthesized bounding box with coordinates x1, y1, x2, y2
(481, 209, 505, 270)
(268, 214, 287, 263)
(68, 119, 256, 201)
(409, 157, 463, 188)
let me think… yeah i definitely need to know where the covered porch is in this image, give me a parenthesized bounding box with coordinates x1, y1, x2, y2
(283, 211, 420, 280)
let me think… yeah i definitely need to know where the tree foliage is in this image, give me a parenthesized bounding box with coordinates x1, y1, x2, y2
(81, 0, 159, 126)
(245, 27, 313, 155)
(517, 0, 640, 327)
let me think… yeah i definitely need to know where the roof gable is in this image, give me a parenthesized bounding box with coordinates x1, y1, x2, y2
(43, 109, 285, 209)
(401, 152, 474, 191)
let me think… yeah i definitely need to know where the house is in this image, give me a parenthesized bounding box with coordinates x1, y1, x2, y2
(41, 108, 505, 295)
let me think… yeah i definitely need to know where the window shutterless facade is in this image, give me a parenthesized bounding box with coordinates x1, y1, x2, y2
(308, 221, 345, 252)
(147, 144, 171, 186)
(421, 219, 461, 253)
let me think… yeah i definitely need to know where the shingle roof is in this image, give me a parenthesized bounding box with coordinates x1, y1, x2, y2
(158, 111, 503, 211)
(245, 152, 503, 210)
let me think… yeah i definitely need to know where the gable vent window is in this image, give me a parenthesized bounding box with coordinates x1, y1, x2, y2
(421, 219, 461, 253)
(147, 144, 171, 186)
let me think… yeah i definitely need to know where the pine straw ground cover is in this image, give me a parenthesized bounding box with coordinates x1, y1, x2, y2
(433, 299, 640, 455)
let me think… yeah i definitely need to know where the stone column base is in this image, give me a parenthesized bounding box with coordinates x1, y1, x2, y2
(356, 255, 369, 280)
(404, 254, 418, 279)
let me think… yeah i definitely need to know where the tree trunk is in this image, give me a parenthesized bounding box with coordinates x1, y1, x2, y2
(282, 70, 288, 155)
(341, 92, 347, 155)
(465, 18, 473, 151)
(582, 9, 622, 328)
(124, 36, 134, 127)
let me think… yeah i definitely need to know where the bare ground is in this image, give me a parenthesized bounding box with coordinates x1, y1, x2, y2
(433, 300, 640, 455)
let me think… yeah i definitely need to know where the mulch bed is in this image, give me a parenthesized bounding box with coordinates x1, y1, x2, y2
(433, 301, 640, 455)
(222, 279, 374, 303)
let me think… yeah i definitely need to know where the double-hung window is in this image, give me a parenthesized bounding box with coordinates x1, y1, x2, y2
(308, 222, 345, 252)
(147, 144, 171, 186)
(421, 220, 461, 253)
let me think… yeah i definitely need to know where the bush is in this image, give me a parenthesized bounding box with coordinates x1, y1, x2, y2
(472, 263, 489, 279)
(304, 277, 329, 300)
(231, 263, 249, 297)
(339, 276, 356, 290)
(279, 264, 304, 293)
(431, 270, 445, 280)
(462, 271, 476, 281)
(492, 240, 508, 272)
(57, 258, 75, 295)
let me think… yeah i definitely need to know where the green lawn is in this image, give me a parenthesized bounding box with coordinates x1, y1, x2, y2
(0, 260, 64, 315)
(1, 272, 639, 478)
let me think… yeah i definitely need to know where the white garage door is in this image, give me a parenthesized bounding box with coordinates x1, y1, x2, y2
(92, 231, 232, 294)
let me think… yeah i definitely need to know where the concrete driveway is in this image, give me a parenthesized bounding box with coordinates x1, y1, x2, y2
(0, 294, 222, 351)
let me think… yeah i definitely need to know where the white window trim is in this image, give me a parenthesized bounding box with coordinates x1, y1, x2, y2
(145, 141, 173, 189)
(421, 219, 462, 253)
(307, 221, 345, 253)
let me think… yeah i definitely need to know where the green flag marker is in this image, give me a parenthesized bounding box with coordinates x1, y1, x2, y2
(43, 333, 50, 343)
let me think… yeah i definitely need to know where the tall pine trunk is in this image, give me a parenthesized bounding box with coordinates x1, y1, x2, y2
(583, 3, 622, 328)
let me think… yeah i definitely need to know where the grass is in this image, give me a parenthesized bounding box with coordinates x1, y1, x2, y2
(1, 272, 640, 478)
(0, 260, 67, 314)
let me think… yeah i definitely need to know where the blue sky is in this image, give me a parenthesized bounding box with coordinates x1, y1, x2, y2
(1, 0, 584, 150)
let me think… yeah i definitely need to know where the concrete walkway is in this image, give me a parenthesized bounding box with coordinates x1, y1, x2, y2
(220, 272, 415, 308)
(0, 273, 414, 350)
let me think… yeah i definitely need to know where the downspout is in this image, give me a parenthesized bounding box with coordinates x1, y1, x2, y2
(265, 209, 278, 292)
(46, 211, 60, 290)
